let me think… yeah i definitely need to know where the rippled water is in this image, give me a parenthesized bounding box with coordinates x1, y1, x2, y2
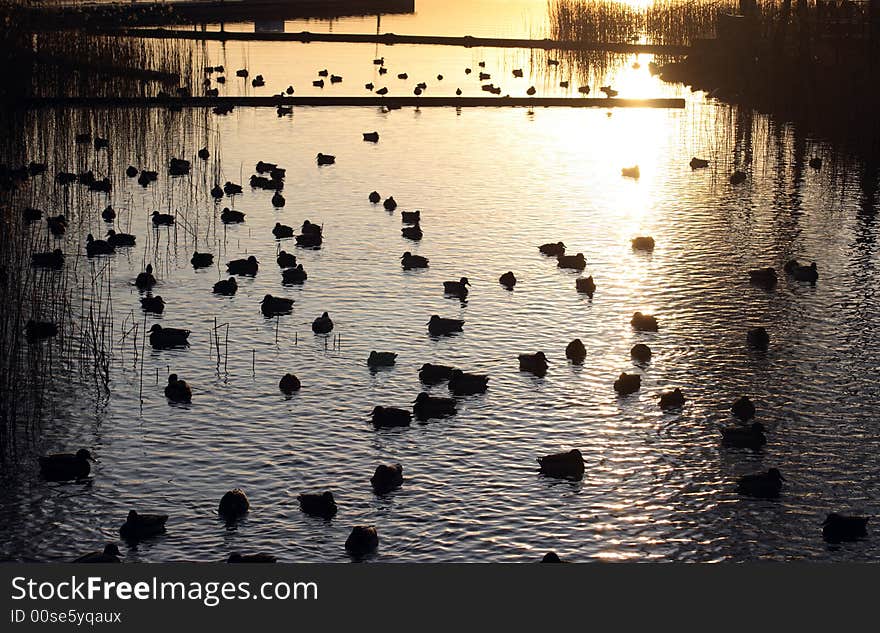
(2, 2, 880, 563)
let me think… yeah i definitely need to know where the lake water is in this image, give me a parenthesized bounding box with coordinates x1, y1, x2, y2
(2, 0, 879, 562)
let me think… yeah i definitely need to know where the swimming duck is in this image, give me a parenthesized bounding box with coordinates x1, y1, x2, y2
(613, 372, 641, 395)
(785, 260, 819, 283)
(149, 324, 190, 348)
(443, 277, 470, 297)
(556, 253, 586, 270)
(279, 373, 301, 393)
(312, 311, 333, 333)
(809, 157, 823, 170)
(526, 86, 536, 96)
(125, 165, 139, 178)
(368, 351, 397, 367)
(298, 491, 337, 518)
(371, 463, 403, 494)
(276, 250, 296, 268)
(631, 343, 652, 362)
(383, 196, 397, 210)
(221, 207, 246, 224)
(273, 223, 294, 239)
(731, 396, 756, 421)
(519, 351, 549, 376)
(313, 79, 325, 88)
(479, 72, 490, 81)
(365, 82, 374, 91)
(316, 153, 335, 166)
(101, 205, 116, 222)
(371, 406, 412, 428)
(211, 184, 223, 198)
(621, 165, 640, 178)
(565, 338, 586, 363)
(300, 220, 322, 236)
(600, 86, 618, 97)
(749, 267, 777, 289)
(729, 170, 747, 185)
(428, 315, 463, 335)
(537, 449, 584, 479)
(401, 210, 420, 223)
(25, 320, 57, 342)
(747, 326, 770, 350)
(223, 181, 243, 196)
(31, 249, 64, 270)
(227, 256, 259, 276)
(736, 468, 784, 498)
(213, 277, 238, 295)
(191, 251, 213, 268)
(86, 234, 115, 258)
(251, 75, 265, 87)
(419, 363, 455, 384)
(271, 191, 286, 207)
(135, 264, 156, 290)
(456, 88, 462, 95)
(689, 157, 709, 169)
(295, 232, 323, 248)
(513, 68, 524, 77)
(631, 236, 655, 251)
(369, 190, 381, 203)
(57, 172, 77, 186)
(217, 489, 249, 519)
(151, 210, 174, 226)
(345, 526, 379, 556)
(659, 388, 685, 409)
(499, 271, 517, 288)
(105, 230, 135, 248)
(721, 422, 766, 449)
(448, 369, 489, 395)
(402, 224, 423, 240)
(140, 295, 165, 314)
(363, 131, 379, 142)
(138, 170, 159, 188)
(198, 147, 209, 160)
(119, 510, 168, 540)
(228, 553, 277, 563)
(236, 68, 249, 78)
(261, 294, 294, 317)
(401, 251, 429, 269)
(541, 552, 565, 563)
(575, 276, 596, 296)
(539, 242, 566, 256)
(164, 374, 192, 402)
(822, 513, 869, 543)
(74, 543, 121, 563)
(631, 311, 658, 331)
(282, 264, 308, 284)
(413, 392, 457, 420)
(47, 214, 68, 237)
(376, 85, 388, 94)
(169, 157, 190, 176)
(38, 448, 95, 481)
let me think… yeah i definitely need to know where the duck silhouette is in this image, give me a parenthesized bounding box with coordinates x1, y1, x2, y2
(276, 250, 296, 268)
(39, 449, 95, 481)
(401, 251, 429, 269)
(631, 311, 658, 331)
(749, 267, 777, 289)
(279, 373, 301, 394)
(213, 277, 238, 295)
(260, 294, 293, 317)
(151, 210, 174, 226)
(135, 264, 156, 290)
(541, 552, 565, 563)
(499, 271, 517, 288)
(519, 351, 549, 376)
(272, 191, 286, 207)
(273, 223, 294, 239)
(614, 372, 641, 395)
(345, 526, 378, 556)
(631, 343, 652, 362)
(631, 236, 655, 251)
(785, 260, 819, 283)
(659, 388, 686, 409)
(368, 351, 397, 367)
(105, 230, 135, 248)
(312, 311, 333, 333)
(721, 422, 766, 449)
(74, 543, 121, 563)
(218, 489, 250, 520)
(401, 224, 423, 240)
(371, 406, 412, 428)
(401, 210, 420, 223)
(747, 326, 770, 350)
(413, 392, 457, 420)
(371, 463, 403, 494)
(191, 251, 214, 268)
(822, 513, 869, 543)
(150, 324, 190, 348)
(428, 315, 463, 335)
(298, 491, 337, 518)
(731, 396, 756, 421)
(621, 165, 640, 178)
(557, 253, 586, 270)
(730, 170, 747, 185)
(316, 153, 335, 166)
(223, 181, 243, 196)
(575, 276, 596, 296)
(164, 374, 192, 402)
(86, 234, 115, 258)
(565, 338, 586, 363)
(227, 256, 259, 276)
(101, 205, 116, 222)
(539, 241, 566, 256)
(689, 157, 709, 169)
(419, 363, 455, 384)
(220, 207, 246, 224)
(282, 264, 308, 284)
(140, 295, 165, 314)
(736, 468, 784, 498)
(448, 369, 489, 395)
(537, 449, 584, 479)
(363, 131, 379, 142)
(369, 190, 381, 203)
(119, 510, 168, 541)
(443, 277, 470, 297)
(383, 196, 397, 210)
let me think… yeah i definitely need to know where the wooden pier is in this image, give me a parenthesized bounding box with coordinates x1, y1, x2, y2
(18, 96, 686, 109)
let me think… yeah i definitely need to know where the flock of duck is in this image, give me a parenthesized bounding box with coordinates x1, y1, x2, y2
(16, 64, 869, 563)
